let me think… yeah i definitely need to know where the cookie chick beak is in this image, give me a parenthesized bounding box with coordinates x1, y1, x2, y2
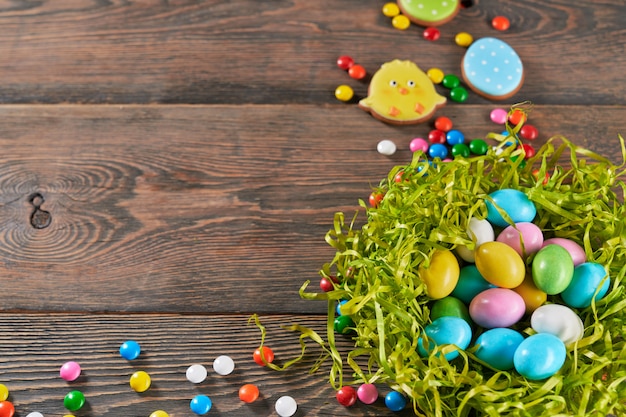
(398, 87, 409, 95)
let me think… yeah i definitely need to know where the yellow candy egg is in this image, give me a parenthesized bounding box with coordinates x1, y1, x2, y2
(382, 2, 400, 17)
(455, 32, 474, 47)
(392, 14, 410, 30)
(475, 241, 526, 288)
(513, 274, 548, 314)
(334, 85, 354, 102)
(418, 250, 460, 299)
(427, 67, 445, 84)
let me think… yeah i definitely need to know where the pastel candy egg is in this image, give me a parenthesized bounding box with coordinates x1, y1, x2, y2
(450, 265, 496, 305)
(513, 333, 566, 380)
(530, 304, 584, 345)
(512, 274, 547, 314)
(485, 189, 536, 227)
(474, 328, 525, 370)
(430, 296, 472, 326)
(469, 288, 525, 329)
(456, 217, 495, 262)
(496, 222, 544, 258)
(418, 249, 460, 299)
(475, 241, 525, 288)
(560, 262, 610, 308)
(542, 238, 586, 266)
(418, 317, 472, 361)
(531, 244, 574, 295)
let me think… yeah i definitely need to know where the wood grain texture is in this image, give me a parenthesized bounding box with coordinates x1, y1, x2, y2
(0, 104, 624, 314)
(0, 0, 623, 105)
(0, 313, 415, 416)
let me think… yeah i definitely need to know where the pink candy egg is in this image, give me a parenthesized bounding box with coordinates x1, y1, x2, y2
(469, 288, 525, 328)
(542, 238, 586, 266)
(60, 361, 81, 382)
(496, 222, 544, 258)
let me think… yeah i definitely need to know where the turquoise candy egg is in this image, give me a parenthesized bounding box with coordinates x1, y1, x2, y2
(485, 189, 537, 227)
(513, 333, 566, 380)
(560, 262, 610, 308)
(531, 244, 574, 295)
(418, 317, 472, 361)
(474, 328, 525, 371)
(451, 265, 496, 305)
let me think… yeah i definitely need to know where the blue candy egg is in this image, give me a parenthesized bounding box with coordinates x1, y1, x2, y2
(513, 333, 566, 380)
(474, 328, 525, 370)
(560, 262, 610, 308)
(485, 189, 536, 227)
(384, 391, 407, 412)
(451, 265, 496, 305)
(418, 317, 472, 361)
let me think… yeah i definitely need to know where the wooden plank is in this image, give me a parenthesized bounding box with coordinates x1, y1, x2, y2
(0, 313, 415, 416)
(0, 104, 624, 314)
(0, 0, 623, 105)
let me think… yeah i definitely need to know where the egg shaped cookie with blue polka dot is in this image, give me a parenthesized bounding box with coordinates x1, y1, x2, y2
(461, 37, 524, 100)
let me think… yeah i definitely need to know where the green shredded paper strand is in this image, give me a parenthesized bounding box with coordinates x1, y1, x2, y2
(254, 117, 626, 416)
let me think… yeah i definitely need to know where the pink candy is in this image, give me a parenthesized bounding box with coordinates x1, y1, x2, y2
(409, 137, 429, 153)
(490, 108, 508, 124)
(60, 361, 81, 382)
(357, 383, 378, 404)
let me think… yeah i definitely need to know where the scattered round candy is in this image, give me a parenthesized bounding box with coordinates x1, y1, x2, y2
(275, 395, 298, 417)
(442, 74, 460, 89)
(190, 395, 212, 415)
(319, 276, 336, 292)
(369, 191, 384, 208)
(532, 244, 575, 295)
(469, 288, 526, 329)
(492, 15, 511, 31)
(446, 129, 465, 146)
(409, 137, 429, 153)
(531, 304, 584, 345)
(455, 32, 474, 47)
(520, 143, 536, 159)
(434, 116, 453, 132)
(513, 333, 566, 380)
(490, 108, 508, 124)
(385, 391, 407, 411)
(348, 64, 366, 80)
(25, 413, 43, 417)
(336, 386, 357, 407)
(212, 355, 235, 376)
(451, 265, 496, 305)
(356, 383, 378, 404)
(423, 27, 440, 41)
(129, 370, 151, 393)
(334, 314, 355, 334)
(391, 14, 411, 30)
(508, 109, 527, 126)
(469, 139, 489, 155)
(150, 411, 169, 417)
(0, 385, 8, 402)
(336, 299, 348, 315)
(474, 328, 525, 370)
(119, 340, 141, 360)
(239, 384, 260, 403)
(427, 68, 445, 84)
(428, 129, 446, 144)
(418, 317, 472, 360)
(377, 139, 397, 156)
(253, 346, 275, 366)
(64, 390, 85, 411)
(496, 222, 544, 258)
(336, 55, 354, 70)
(520, 124, 539, 140)
(485, 188, 537, 227)
(561, 262, 610, 308)
(451, 143, 470, 157)
(60, 361, 81, 382)
(334, 85, 354, 102)
(450, 86, 469, 102)
(64, 415, 76, 417)
(382, 2, 400, 17)
(475, 241, 526, 288)
(0, 401, 15, 417)
(428, 143, 448, 159)
(186, 364, 208, 384)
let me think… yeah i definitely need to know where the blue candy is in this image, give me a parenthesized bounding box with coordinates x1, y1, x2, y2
(190, 395, 212, 415)
(119, 340, 141, 360)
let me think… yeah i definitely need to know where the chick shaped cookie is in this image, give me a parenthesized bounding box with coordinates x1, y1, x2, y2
(359, 60, 446, 125)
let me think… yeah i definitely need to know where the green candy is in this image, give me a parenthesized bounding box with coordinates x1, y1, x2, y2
(64, 390, 85, 411)
(450, 86, 469, 103)
(334, 315, 354, 334)
(469, 139, 488, 155)
(531, 244, 575, 295)
(451, 143, 470, 158)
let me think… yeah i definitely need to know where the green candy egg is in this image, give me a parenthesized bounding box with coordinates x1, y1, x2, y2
(531, 244, 574, 295)
(431, 296, 473, 326)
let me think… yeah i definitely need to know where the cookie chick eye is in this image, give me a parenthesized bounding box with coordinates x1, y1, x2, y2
(407, 80, 416, 87)
(389, 80, 398, 87)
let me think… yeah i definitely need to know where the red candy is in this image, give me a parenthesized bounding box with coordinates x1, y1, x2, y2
(320, 276, 338, 292)
(434, 116, 453, 132)
(428, 129, 447, 144)
(492, 16, 510, 31)
(520, 143, 536, 159)
(337, 55, 354, 70)
(423, 27, 441, 41)
(508, 109, 527, 126)
(336, 386, 357, 407)
(369, 192, 384, 208)
(253, 346, 275, 366)
(520, 124, 539, 140)
(0, 401, 14, 417)
(348, 64, 367, 80)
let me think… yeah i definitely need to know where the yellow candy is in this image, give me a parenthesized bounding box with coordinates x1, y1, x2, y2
(427, 67, 444, 84)
(63, 415, 76, 417)
(391, 14, 410, 30)
(454, 32, 474, 47)
(475, 241, 526, 288)
(334, 85, 354, 102)
(150, 411, 169, 417)
(513, 274, 548, 314)
(382, 2, 400, 17)
(418, 250, 460, 299)
(0, 384, 8, 401)
(129, 370, 151, 393)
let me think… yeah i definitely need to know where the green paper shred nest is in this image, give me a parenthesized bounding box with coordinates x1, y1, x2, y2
(254, 113, 626, 417)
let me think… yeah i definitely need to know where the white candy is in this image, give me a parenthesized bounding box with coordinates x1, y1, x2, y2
(186, 364, 208, 384)
(377, 139, 397, 156)
(275, 395, 298, 417)
(212, 355, 235, 376)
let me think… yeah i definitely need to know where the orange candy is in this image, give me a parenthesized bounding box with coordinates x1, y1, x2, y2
(239, 384, 260, 403)
(253, 346, 274, 366)
(492, 16, 510, 31)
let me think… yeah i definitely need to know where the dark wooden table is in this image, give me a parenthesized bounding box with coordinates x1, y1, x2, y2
(0, 1, 624, 416)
